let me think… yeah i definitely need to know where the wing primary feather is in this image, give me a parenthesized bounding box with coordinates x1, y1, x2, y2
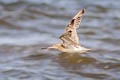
(59, 9, 85, 47)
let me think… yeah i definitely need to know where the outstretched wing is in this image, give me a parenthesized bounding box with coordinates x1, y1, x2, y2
(59, 31, 78, 48)
(66, 8, 85, 29)
(65, 8, 85, 45)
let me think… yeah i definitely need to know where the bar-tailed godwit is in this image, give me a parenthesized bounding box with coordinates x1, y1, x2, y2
(42, 8, 91, 53)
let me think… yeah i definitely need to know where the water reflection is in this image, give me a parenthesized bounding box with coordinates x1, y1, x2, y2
(57, 52, 96, 64)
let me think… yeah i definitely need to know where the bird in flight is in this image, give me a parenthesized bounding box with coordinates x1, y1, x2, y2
(42, 8, 91, 53)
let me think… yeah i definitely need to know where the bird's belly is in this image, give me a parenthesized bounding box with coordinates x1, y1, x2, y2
(63, 47, 80, 53)
(62, 46, 86, 53)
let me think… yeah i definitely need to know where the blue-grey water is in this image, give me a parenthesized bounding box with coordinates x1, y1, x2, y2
(0, 0, 120, 80)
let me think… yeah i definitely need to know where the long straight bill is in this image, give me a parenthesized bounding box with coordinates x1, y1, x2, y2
(41, 47, 48, 49)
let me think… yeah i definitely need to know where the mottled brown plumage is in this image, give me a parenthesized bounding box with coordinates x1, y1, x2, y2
(42, 8, 90, 53)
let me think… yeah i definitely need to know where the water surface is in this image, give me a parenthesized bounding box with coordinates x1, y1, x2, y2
(0, 0, 120, 80)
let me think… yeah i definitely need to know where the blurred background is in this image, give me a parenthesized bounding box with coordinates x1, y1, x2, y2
(0, 0, 120, 80)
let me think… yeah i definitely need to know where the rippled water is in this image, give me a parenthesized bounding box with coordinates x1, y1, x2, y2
(0, 0, 120, 80)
